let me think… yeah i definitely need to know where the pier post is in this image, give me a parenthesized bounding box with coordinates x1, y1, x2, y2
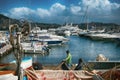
(16, 32, 23, 80)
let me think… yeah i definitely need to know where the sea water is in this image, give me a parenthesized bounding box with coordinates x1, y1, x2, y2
(1, 36, 120, 65)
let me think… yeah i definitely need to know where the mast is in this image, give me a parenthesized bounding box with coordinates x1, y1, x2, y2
(86, 6, 89, 31)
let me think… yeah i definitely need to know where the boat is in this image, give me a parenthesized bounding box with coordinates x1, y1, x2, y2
(64, 30, 71, 36)
(88, 61, 120, 70)
(25, 70, 94, 80)
(0, 73, 18, 80)
(0, 63, 16, 71)
(11, 57, 32, 69)
(0, 57, 32, 80)
(24, 68, 120, 80)
(21, 41, 49, 54)
(56, 23, 80, 36)
(88, 54, 120, 70)
(78, 5, 105, 37)
(30, 27, 68, 45)
(79, 30, 89, 37)
(86, 33, 120, 41)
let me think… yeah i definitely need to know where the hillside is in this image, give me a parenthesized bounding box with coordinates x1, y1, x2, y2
(0, 14, 120, 32)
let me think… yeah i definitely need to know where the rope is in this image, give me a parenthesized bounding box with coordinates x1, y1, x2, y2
(110, 64, 120, 80)
(24, 69, 39, 80)
(82, 60, 104, 80)
(55, 61, 64, 70)
(24, 67, 42, 80)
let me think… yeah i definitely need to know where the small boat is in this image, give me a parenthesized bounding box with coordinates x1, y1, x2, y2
(88, 61, 120, 70)
(24, 70, 94, 80)
(21, 42, 49, 54)
(0, 63, 16, 71)
(11, 57, 32, 69)
(0, 73, 18, 80)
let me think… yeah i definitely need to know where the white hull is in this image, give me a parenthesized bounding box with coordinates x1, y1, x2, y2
(11, 57, 32, 69)
(21, 42, 49, 54)
(0, 74, 18, 80)
(64, 31, 71, 36)
(88, 33, 120, 40)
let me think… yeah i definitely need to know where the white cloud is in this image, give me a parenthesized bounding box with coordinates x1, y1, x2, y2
(9, 7, 35, 19)
(111, 3, 120, 9)
(81, 0, 120, 14)
(8, 3, 66, 20)
(37, 8, 50, 18)
(70, 5, 81, 15)
(4, 1, 120, 24)
(70, 0, 120, 20)
(50, 3, 66, 15)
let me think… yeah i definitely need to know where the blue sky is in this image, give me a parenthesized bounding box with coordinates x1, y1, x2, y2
(0, 0, 120, 24)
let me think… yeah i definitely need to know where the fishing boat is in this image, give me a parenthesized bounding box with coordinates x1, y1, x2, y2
(0, 57, 32, 80)
(11, 57, 32, 69)
(0, 73, 18, 80)
(88, 54, 120, 70)
(88, 61, 120, 70)
(24, 68, 120, 80)
(24, 70, 94, 80)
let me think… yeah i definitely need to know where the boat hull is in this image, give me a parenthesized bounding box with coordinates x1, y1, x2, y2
(47, 40, 63, 45)
(88, 61, 120, 69)
(11, 57, 32, 69)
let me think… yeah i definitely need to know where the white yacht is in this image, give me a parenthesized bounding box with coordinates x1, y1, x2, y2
(57, 23, 80, 36)
(30, 27, 68, 45)
(87, 33, 120, 40)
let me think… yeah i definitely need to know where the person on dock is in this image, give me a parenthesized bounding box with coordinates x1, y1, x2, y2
(74, 58, 83, 70)
(62, 50, 72, 70)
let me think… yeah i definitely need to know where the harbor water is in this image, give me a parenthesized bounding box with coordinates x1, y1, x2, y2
(0, 36, 120, 65)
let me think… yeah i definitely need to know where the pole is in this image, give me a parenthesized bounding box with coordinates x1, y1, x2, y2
(16, 32, 23, 80)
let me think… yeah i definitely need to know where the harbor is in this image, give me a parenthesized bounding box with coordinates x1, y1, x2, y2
(1, 35, 120, 64)
(0, 22, 120, 80)
(0, 34, 120, 80)
(0, 0, 120, 80)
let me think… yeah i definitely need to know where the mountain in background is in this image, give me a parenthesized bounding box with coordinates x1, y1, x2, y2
(0, 14, 60, 30)
(0, 14, 120, 32)
(0, 14, 20, 30)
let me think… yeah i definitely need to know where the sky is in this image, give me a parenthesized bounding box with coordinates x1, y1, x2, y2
(0, 0, 120, 24)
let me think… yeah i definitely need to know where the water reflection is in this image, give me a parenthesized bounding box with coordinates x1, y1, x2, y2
(1, 36, 120, 65)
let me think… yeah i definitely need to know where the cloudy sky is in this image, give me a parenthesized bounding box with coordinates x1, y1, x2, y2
(0, 0, 120, 24)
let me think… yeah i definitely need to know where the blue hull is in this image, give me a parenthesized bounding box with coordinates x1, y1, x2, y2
(47, 41, 62, 45)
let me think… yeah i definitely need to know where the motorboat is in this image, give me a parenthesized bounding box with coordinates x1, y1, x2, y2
(21, 41, 49, 54)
